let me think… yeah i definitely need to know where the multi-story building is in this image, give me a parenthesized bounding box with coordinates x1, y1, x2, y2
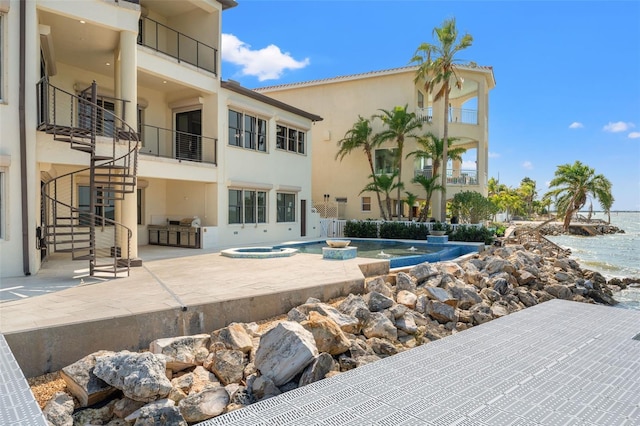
(0, 0, 321, 279)
(256, 65, 495, 221)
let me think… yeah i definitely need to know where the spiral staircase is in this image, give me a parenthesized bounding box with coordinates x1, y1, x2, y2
(37, 79, 139, 277)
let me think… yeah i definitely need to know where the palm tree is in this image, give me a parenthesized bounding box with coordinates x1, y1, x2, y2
(336, 116, 387, 220)
(411, 18, 473, 221)
(360, 172, 403, 220)
(544, 161, 613, 231)
(412, 174, 444, 221)
(373, 105, 422, 220)
(404, 192, 419, 221)
(406, 132, 467, 179)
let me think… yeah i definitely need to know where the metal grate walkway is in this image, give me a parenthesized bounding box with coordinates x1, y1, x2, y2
(0, 334, 48, 425)
(200, 300, 640, 425)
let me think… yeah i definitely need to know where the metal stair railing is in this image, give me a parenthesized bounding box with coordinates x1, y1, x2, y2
(38, 78, 139, 277)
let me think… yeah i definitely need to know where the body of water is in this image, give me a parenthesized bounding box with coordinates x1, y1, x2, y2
(547, 211, 640, 310)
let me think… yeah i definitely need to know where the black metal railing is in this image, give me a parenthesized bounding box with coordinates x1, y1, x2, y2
(138, 16, 217, 75)
(139, 124, 217, 165)
(447, 169, 478, 185)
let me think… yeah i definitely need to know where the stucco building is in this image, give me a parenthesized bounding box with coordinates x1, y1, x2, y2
(0, 0, 321, 278)
(256, 65, 496, 221)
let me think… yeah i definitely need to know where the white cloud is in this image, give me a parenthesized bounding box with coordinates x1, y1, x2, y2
(461, 160, 476, 169)
(628, 132, 640, 139)
(569, 122, 583, 129)
(603, 121, 635, 133)
(522, 161, 533, 170)
(488, 152, 501, 158)
(222, 33, 310, 81)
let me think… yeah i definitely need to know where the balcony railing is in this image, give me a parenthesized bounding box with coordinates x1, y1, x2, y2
(416, 106, 478, 125)
(447, 169, 478, 185)
(138, 16, 217, 75)
(139, 124, 217, 165)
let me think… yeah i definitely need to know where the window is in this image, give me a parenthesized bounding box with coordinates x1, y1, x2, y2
(276, 124, 306, 154)
(0, 14, 3, 102)
(0, 171, 4, 239)
(229, 189, 267, 224)
(277, 192, 296, 222)
(374, 149, 397, 174)
(137, 188, 144, 225)
(78, 185, 115, 226)
(228, 109, 267, 152)
(417, 90, 424, 109)
(361, 196, 371, 212)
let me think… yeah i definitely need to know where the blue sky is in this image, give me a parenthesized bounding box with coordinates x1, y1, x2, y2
(221, 1, 640, 211)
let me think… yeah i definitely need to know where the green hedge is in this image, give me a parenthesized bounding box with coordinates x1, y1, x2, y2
(343, 220, 378, 238)
(448, 225, 495, 245)
(344, 220, 495, 244)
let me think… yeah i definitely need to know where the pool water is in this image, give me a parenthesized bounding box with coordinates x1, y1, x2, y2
(286, 240, 439, 258)
(276, 239, 483, 268)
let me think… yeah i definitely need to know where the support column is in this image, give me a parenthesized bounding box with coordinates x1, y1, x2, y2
(477, 80, 488, 196)
(119, 30, 138, 260)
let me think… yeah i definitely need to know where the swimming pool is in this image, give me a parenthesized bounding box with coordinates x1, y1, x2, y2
(275, 239, 483, 268)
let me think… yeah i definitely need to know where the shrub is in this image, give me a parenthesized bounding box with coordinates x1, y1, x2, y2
(449, 225, 495, 245)
(344, 220, 378, 238)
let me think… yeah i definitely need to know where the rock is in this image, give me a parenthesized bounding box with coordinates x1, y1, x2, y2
(254, 321, 318, 386)
(168, 387, 188, 404)
(366, 291, 394, 312)
(493, 278, 512, 295)
(516, 269, 537, 285)
(296, 303, 360, 334)
(301, 311, 351, 355)
(149, 334, 210, 372)
(410, 263, 439, 282)
(112, 397, 146, 419)
(214, 323, 254, 353)
(395, 272, 416, 292)
(249, 374, 281, 400)
(125, 399, 186, 426)
(43, 392, 74, 426)
(438, 261, 464, 278)
(545, 284, 572, 300)
(60, 350, 116, 407)
(356, 354, 382, 367)
(387, 304, 407, 319)
(396, 290, 417, 309)
(178, 386, 229, 423)
(205, 349, 245, 385)
(367, 338, 399, 357)
(490, 302, 509, 318)
(299, 353, 335, 386)
(587, 289, 618, 306)
(93, 351, 173, 402)
(395, 312, 419, 334)
(365, 276, 393, 297)
(445, 282, 482, 310)
(226, 384, 254, 406)
(337, 294, 371, 323)
(424, 286, 456, 306)
(414, 295, 428, 314)
(362, 312, 397, 341)
(72, 401, 115, 425)
(480, 287, 501, 303)
(189, 366, 221, 394)
(515, 288, 538, 307)
(425, 300, 458, 324)
(485, 258, 516, 275)
(470, 302, 493, 325)
(555, 271, 571, 282)
(287, 307, 308, 323)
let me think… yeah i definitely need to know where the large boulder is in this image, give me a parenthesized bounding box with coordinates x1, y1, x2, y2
(301, 311, 351, 355)
(396, 290, 417, 309)
(43, 392, 74, 426)
(178, 386, 229, 423)
(425, 300, 458, 324)
(337, 294, 371, 323)
(125, 399, 186, 426)
(60, 350, 116, 407)
(545, 284, 572, 300)
(295, 302, 360, 334)
(365, 291, 394, 312)
(205, 349, 245, 385)
(213, 323, 254, 353)
(410, 263, 439, 283)
(93, 351, 173, 402)
(362, 312, 397, 341)
(299, 353, 335, 387)
(395, 272, 416, 292)
(365, 277, 393, 297)
(149, 334, 210, 372)
(254, 321, 318, 386)
(445, 281, 482, 310)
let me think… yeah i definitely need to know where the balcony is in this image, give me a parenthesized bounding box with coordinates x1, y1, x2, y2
(416, 107, 478, 125)
(139, 124, 217, 165)
(447, 169, 478, 186)
(137, 16, 217, 75)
